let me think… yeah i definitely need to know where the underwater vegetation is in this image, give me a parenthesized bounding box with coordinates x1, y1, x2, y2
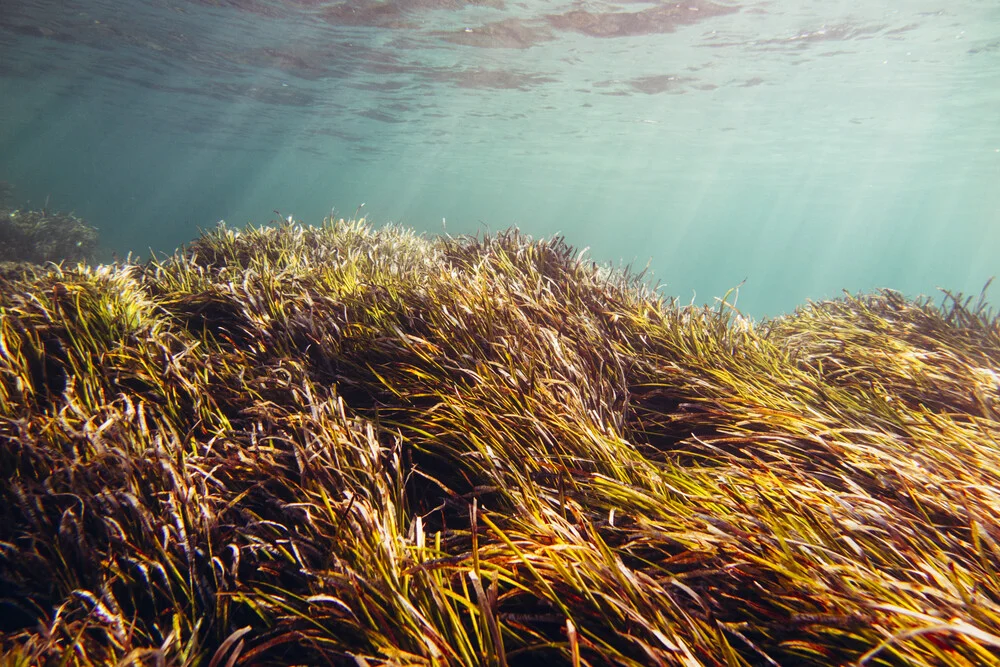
(1, 217, 999, 666)
(0, 182, 99, 266)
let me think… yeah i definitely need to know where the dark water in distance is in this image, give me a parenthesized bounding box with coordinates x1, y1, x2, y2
(1, 0, 998, 316)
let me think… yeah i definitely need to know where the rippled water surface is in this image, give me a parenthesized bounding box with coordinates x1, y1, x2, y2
(1, 0, 998, 315)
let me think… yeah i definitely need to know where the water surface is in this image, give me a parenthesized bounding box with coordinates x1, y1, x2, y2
(1, 0, 998, 315)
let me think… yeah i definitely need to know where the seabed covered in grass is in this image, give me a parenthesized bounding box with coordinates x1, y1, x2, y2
(0, 182, 99, 267)
(1, 217, 999, 666)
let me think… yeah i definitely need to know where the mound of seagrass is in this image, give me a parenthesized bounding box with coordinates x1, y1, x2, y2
(1, 217, 999, 666)
(0, 182, 99, 264)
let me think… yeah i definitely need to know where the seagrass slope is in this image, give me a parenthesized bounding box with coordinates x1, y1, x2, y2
(1, 218, 999, 666)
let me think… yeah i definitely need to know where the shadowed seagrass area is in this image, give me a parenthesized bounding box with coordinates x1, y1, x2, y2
(1, 218, 999, 666)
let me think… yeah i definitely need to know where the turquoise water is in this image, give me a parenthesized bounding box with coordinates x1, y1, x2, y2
(1, 0, 998, 316)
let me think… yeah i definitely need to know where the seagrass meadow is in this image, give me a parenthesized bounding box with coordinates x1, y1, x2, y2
(2, 218, 1000, 667)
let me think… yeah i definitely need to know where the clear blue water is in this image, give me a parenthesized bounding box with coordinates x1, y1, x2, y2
(1, 0, 998, 316)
